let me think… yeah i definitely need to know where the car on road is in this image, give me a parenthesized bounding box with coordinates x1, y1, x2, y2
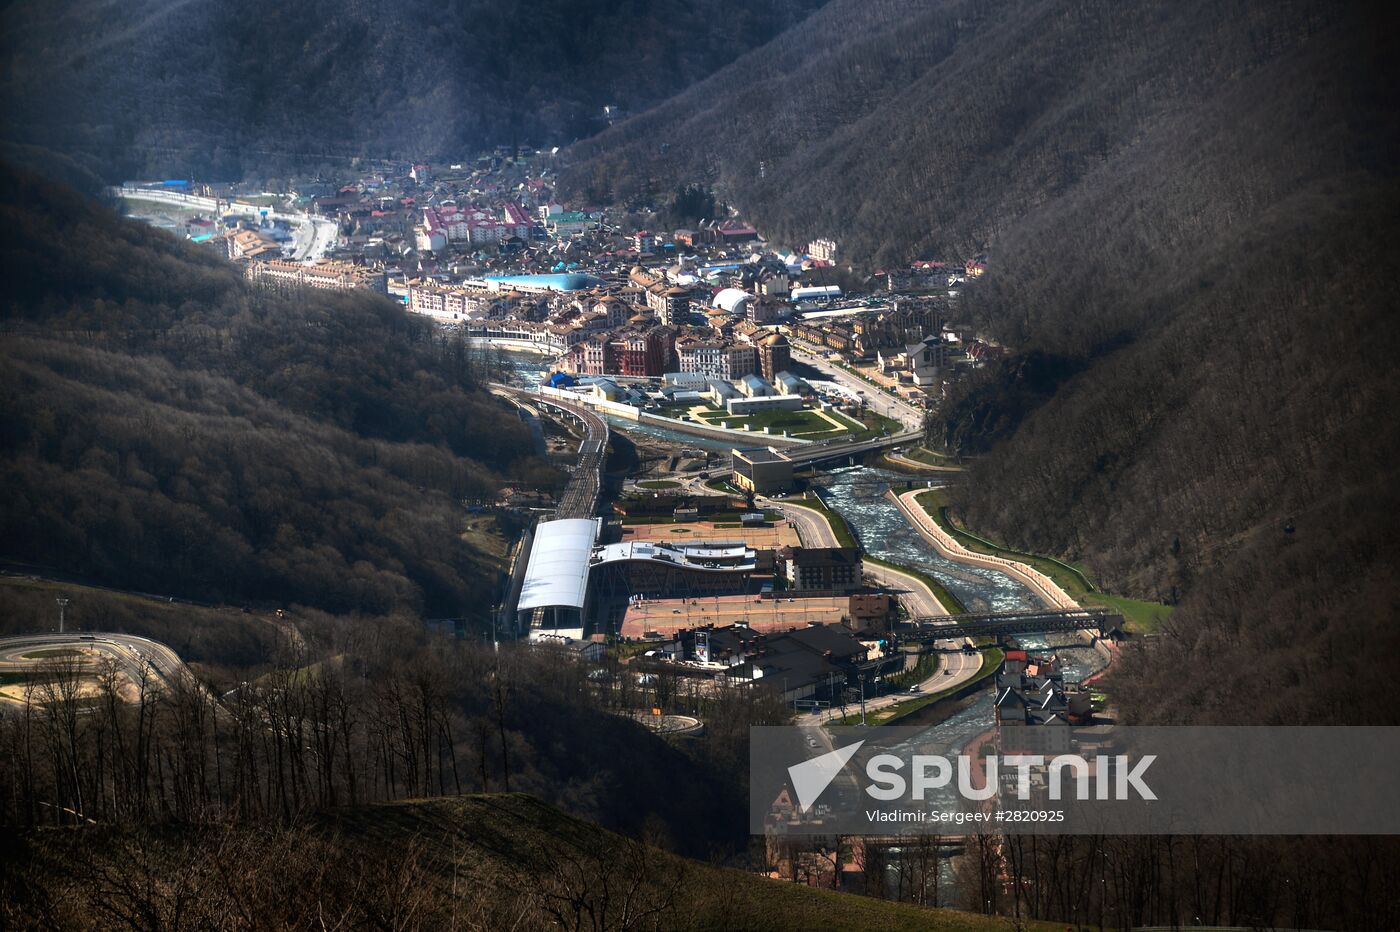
(806, 736, 819, 749)
(908, 685, 922, 693)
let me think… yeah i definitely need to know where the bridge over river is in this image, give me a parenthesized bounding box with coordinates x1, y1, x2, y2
(905, 607, 1122, 643)
(781, 429, 922, 467)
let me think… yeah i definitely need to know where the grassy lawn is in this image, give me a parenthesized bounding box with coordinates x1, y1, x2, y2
(823, 408, 866, 432)
(846, 408, 907, 441)
(870, 647, 1004, 725)
(887, 650, 940, 689)
(693, 406, 848, 437)
(251, 656, 335, 690)
(636, 479, 680, 489)
(20, 648, 84, 659)
(459, 513, 511, 566)
(704, 477, 743, 495)
(860, 553, 965, 613)
(1095, 593, 1173, 634)
(901, 445, 960, 466)
(914, 488, 1173, 634)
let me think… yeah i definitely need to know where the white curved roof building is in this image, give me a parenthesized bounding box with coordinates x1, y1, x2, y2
(592, 541, 756, 570)
(517, 518, 600, 637)
(711, 288, 754, 314)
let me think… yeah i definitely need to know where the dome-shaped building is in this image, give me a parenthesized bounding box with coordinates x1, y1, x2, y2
(711, 288, 754, 315)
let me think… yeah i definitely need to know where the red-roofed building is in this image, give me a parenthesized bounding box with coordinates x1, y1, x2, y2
(717, 220, 758, 243)
(502, 202, 532, 233)
(965, 340, 1006, 364)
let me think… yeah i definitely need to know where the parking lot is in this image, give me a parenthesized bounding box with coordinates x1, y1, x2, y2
(620, 594, 850, 639)
(620, 520, 800, 550)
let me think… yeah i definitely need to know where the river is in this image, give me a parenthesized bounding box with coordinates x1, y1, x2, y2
(501, 349, 1103, 893)
(816, 465, 1105, 686)
(496, 348, 1106, 693)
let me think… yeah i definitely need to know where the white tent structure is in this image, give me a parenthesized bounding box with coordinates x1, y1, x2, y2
(711, 288, 754, 314)
(517, 518, 600, 638)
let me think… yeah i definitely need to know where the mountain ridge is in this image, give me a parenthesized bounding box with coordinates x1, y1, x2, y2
(562, 0, 1400, 722)
(0, 162, 550, 617)
(0, 0, 827, 179)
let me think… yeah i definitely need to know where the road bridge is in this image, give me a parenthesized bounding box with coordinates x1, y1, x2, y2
(704, 431, 921, 482)
(779, 430, 922, 468)
(904, 607, 1121, 642)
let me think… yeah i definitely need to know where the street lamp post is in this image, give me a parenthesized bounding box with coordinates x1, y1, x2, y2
(55, 598, 69, 634)
(858, 672, 867, 725)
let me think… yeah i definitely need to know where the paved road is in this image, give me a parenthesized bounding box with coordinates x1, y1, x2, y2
(491, 387, 548, 456)
(797, 642, 980, 728)
(861, 560, 947, 618)
(791, 345, 923, 430)
(766, 498, 838, 547)
(293, 215, 338, 261)
(782, 429, 923, 468)
(884, 450, 963, 473)
(0, 631, 197, 700)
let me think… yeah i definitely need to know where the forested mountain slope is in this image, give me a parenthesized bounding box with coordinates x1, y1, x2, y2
(0, 165, 551, 616)
(564, 0, 1400, 722)
(0, 0, 824, 179)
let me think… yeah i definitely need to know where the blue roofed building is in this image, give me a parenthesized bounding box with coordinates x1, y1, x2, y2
(483, 272, 604, 293)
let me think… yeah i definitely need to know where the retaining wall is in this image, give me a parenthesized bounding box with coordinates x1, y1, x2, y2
(887, 488, 1079, 610)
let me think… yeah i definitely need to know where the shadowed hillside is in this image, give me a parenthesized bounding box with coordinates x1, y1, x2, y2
(1, 793, 1061, 931)
(563, 0, 1400, 723)
(0, 0, 825, 179)
(0, 164, 555, 617)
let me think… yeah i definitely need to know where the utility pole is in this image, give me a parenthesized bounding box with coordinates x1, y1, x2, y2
(858, 672, 867, 725)
(55, 597, 69, 634)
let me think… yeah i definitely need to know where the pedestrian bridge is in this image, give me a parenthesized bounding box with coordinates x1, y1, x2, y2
(904, 607, 1122, 642)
